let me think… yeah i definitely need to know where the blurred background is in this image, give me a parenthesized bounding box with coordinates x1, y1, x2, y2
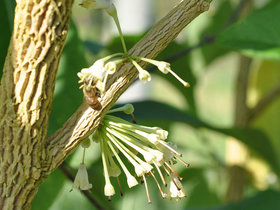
(1, 0, 280, 209)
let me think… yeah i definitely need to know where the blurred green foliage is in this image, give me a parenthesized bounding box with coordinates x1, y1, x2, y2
(1, 0, 280, 210)
(217, 1, 280, 60)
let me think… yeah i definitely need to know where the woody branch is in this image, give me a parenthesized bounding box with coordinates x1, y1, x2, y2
(46, 0, 211, 173)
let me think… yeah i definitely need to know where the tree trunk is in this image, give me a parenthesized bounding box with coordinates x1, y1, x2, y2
(0, 0, 211, 209)
(0, 0, 73, 209)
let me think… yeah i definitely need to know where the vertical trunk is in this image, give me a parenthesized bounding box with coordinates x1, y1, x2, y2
(0, 0, 73, 209)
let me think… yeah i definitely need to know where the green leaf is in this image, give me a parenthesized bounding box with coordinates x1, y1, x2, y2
(83, 40, 104, 55)
(32, 169, 65, 210)
(187, 189, 280, 210)
(106, 34, 145, 54)
(187, 177, 220, 208)
(130, 101, 280, 174)
(156, 41, 197, 113)
(199, 0, 233, 65)
(217, 3, 280, 60)
(48, 19, 87, 135)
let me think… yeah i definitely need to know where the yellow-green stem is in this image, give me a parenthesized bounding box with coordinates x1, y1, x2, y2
(112, 15, 128, 54)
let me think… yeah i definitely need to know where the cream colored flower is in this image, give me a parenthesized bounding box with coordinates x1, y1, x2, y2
(130, 59, 151, 83)
(72, 163, 92, 191)
(78, 53, 124, 94)
(87, 104, 189, 202)
(130, 56, 190, 87)
(168, 173, 186, 200)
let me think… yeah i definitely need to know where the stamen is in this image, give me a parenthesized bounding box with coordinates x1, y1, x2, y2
(168, 69, 190, 87)
(106, 127, 156, 164)
(105, 115, 161, 136)
(158, 140, 182, 157)
(105, 131, 145, 177)
(165, 162, 183, 181)
(142, 175, 152, 204)
(174, 156, 190, 168)
(153, 161, 167, 187)
(149, 172, 166, 199)
(108, 123, 154, 147)
(139, 176, 144, 184)
(162, 165, 171, 177)
(107, 140, 138, 188)
(110, 133, 153, 174)
(116, 177, 123, 196)
(170, 175, 181, 191)
(107, 127, 148, 155)
(131, 113, 137, 124)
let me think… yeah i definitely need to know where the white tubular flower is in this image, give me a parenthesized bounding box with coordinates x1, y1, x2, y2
(138, 69, 151, 83)
(72, 163, 92, 191)
(104, 61, 117, 74)
(127, 175, 138, 188)
(130, 56, 190, 87)
(78, 53, 125, 96)
(147, 148, 164, 164)
(77, 68, 92, 82)
(104, 183, 115, 197)
(156, 129, 168, 140)
(81, 104, 189, 202)
(156, 61, 170, 74)
(130, 59, 151, 83)
(80, 0, 112, 10)
(168, 173, 186, 200)
(88, 59, 106, 81)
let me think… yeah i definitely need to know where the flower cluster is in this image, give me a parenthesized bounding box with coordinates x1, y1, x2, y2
(78, 0, 189, 107)
(72, 104, 188, 202)
(75, 0, 190, 203)
(77, 53, 125, 94)
(78, 55, 189, 101)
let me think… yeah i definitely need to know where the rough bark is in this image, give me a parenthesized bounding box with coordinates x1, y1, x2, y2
(0, 0, 211, 209)
(0, 0, 73, 209)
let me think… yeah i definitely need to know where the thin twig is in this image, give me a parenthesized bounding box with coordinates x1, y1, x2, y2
(248, 83, 280, 122)
(59, 163, 105, 210)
